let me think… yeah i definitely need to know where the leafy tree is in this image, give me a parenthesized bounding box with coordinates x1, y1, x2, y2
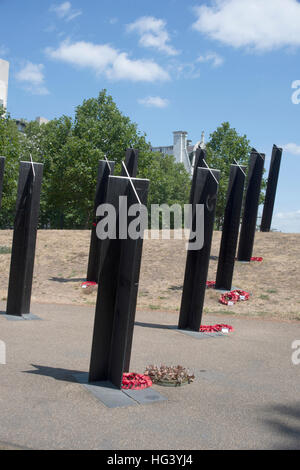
(21, 116, 75, 227)
(205, 122, 265, 229)
(49, 136, 103, 228)
(0, 107, 22, 227)
(140, 152, 190, 207)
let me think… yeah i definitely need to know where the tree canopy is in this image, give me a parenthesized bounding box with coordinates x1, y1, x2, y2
(0, 107, 21, 227)
(205, 122, 265, 228)
(0, 91, 191, 229)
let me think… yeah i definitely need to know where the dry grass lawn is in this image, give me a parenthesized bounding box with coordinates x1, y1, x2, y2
(0, 230, 299, 321)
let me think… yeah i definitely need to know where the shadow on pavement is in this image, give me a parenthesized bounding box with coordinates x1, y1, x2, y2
(135, 321, 177, 330)
(262, 402, 300, 450)
(23, 364, 84, 383)
(49, 277, 85, 283)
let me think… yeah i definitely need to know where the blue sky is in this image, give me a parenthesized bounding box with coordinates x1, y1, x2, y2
(1, 0, 300, 232)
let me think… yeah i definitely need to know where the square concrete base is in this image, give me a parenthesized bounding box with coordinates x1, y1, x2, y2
(0, 312, 42, 321)
(73, 372, 167, 408)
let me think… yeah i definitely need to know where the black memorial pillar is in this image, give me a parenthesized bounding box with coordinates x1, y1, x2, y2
(193, 148, 206, 170)
(189, 148, 206, 204)
(121, 148, 139, 177)
(6, 161, 43, 317)
(237, 150, 265, 261)
(215, 164, 246, 290)
(260, 145, 282, 232)
(178, 167, 220, 331)
(89, 175, 149, 388)
(86, 160, 115, 282)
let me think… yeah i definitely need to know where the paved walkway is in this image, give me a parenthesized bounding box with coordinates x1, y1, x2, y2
(0, 302, 299, 450)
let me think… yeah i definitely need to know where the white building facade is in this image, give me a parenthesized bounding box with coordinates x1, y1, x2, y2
(151, 130, 205, 175)
(35, 116, 49, 125)
(0, 59, 9, 110)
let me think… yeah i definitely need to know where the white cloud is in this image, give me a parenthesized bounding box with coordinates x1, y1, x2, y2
(197, 52, 224, 67)
(282, 143, 300, 155)
(193, 0, 300, 52)
(50, 1, 82, 22)
(15, 62, 49, 95)
(46, 41, 115, 72)
(127, 16, 179, 56)
(45, 40, 170, 82)
(138, 96, 169, 108)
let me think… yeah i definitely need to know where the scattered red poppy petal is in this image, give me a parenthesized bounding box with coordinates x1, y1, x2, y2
(122, 373, 152, 390)
(81, 281, 98, 288)
(200, 324, 234, 333)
